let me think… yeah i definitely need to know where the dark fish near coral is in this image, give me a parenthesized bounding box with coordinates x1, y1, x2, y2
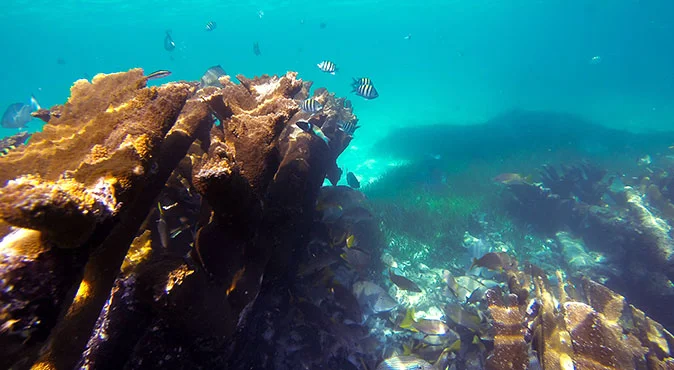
(353, 83, 379, 100)
(200, 65, 227, 88)
(253, 42, 261, 56)
(1, 95, 41, 128)
(296, 119, 330, 147)
(351, 77, 372, 88)
(164, 30, 175, 51)
(319, 22, 327, 29)
(338, 119, 360, 136)
(389, 269, 422, 292)
(317, 60, 337, 75)
(470, 252, 517, 271)
(205, 21, 217, 31)
(340, 206, 373, 225)
(146, 70, 172, 80)
(346, 172, 360, 189)
(300, 98, 323, 113)
(376, 356, 433, 370)
(492, 173, 532, 186)
(341, 247, 371, 271)
(330, 283, 363, 323)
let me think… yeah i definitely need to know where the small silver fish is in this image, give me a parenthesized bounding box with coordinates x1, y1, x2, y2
(376, 356, 434, 370)
(317, 60, 337, 74)
(205, 21, 217, 31)
(353, 83, 379, 99)
(300, 98, 323, 113)
(296, 120, 330, 147)
(146, 70, 171, 80)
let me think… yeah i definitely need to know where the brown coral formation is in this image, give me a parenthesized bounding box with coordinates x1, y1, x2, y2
(0, 69, 211, 369)
(487, 266, 674, 370)
(0, 67, 358, 369)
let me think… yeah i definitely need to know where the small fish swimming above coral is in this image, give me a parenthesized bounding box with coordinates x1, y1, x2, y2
(353, 82, 379, 100)
(205, 21, 216, 31)
(199, 65, 226, 88)
(1, 95, 41, 128)
(317, 60, 337, 74)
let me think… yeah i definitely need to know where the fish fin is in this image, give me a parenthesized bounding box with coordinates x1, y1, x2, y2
(399, 307, 417, 331)
(330, 71, 336, 75)
(30, 95, 41, 111)
(448, 339, 461, 352)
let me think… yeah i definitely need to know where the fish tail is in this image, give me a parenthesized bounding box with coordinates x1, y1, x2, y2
(30, 95, 41, 111)
(469, 258, 477, 270)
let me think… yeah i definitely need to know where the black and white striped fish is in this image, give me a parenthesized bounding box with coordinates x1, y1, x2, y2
(205, 21, 217, 31)
(338, 119, 360, 136)
(353, 83, 379, 100)
(300, 98, 323, 113)
(0, 145, 16, 157)
(351, 77, 372, 88)
(317, 60, 337, 75)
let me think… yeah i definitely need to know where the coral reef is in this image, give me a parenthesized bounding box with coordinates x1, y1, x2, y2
(486, 268, 674, 369)
(501, 161, 674, 332)
(0, 68, 360, 369)
(2, 68, 674, 370)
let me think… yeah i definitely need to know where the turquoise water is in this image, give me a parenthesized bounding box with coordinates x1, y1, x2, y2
(2, 0, 674, 182)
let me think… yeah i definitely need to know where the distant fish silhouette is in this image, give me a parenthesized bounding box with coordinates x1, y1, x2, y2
(164, 30, 175, 51)
(1, 95, 41, 129)
(205, 21, 217, 31)
(253, 42, 261, 56)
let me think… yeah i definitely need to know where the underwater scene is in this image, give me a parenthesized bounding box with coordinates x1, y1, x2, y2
(2, 0, 674, 369)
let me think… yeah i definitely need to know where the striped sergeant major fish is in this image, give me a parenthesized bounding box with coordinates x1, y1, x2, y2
(300, 98, 323, 113)
(0, 145, 16, 157)
(205, 21, 217, 31)
(317, 60, 337, 75)
(353, 83, 379, 100)
(351, 77, 372, 88)
(337, 119, 360, 136)
(296, 119, 330, 147)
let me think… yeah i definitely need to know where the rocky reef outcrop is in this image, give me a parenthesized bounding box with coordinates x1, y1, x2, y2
(501, 161, 674, 332)
(0, 69, 356, 369)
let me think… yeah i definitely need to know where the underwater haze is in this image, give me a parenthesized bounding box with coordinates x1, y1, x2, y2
(2, 0, 674, 181)
(5, 1, 674, 368)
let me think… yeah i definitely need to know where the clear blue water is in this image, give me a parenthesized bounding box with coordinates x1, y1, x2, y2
(2, 0, 674, 182)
